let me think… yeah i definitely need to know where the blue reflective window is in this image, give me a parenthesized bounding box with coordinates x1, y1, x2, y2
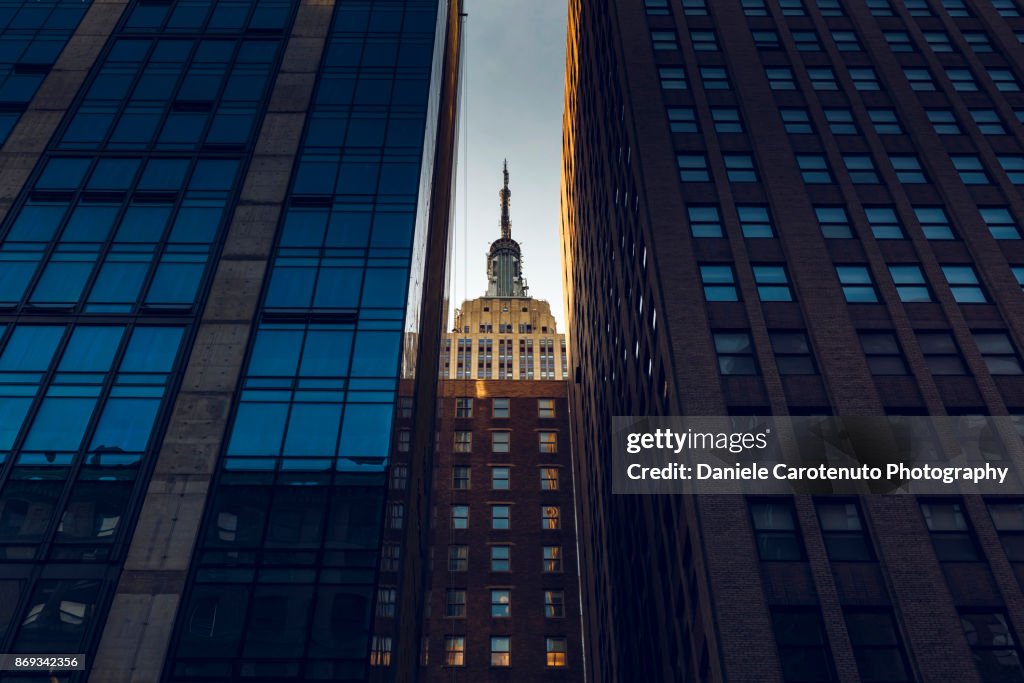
(351, 331, 399, 376)
(0, 326, 63, 370)
(58, 326, 123, 372)
(22, 397, 97, 451)
(121, 327, 183, 372)
(90, 398, 160, 452)
(283, 404, 342, 456)
(227, 403, 288, 456)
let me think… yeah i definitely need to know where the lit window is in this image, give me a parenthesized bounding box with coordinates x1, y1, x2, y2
(490, 637, 511, 667)
(542, 506, 561, 530)
(545, 591, 565, 618)
(546, 637, 568, 667)
(370, 635, 392, 667)
(444, 636, 466, 666)
(543, 546, 563, 572)
(541, 467, 560, 490)
(538, 398, 556, 418)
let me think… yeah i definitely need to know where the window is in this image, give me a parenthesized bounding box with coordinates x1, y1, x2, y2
(491, 637, 511, 667)
(988, 501, 1024, 561)
(942, 0, 973, 16)
(994, 0, 1022, 16)
(539, 432, 558, 453)
(382, 544, 401, 571)
(885, 31, 914, 52)
(690, 29, 718, 51)
(941, 265, 987, 303)
(543, 546, 563, 572)
(817, 0, 844, 15)
(771, 332, 816, 375)
(914, 207, 956, 240)
(453, 466, 471, 490)
(865, 207, 904, 239)
(917, 331, 968, 375)
(794, 30, 822, 51)
(682, 0, 709, 13)
(816, 206, 852, 238)
(832, 30, 862, 51)
(546, 637, 568, 667)
(492, 466, 510, 490)
(781, 108, 812, 134)
(927, 109, 962, 135)
(678, 154, 710, 182)
(889, 156, 926, 183)
(750, 499, 803, 560)
(844, 155, 879, 183)
(541, 467, 560, 490)
(397, 430, 411, 452)
(808, 67, 838, 90)
(542, 506, 561, 530)
(724, 154, 758, 182)
(455, 397, 472, 417)
(743, 0, 768, 15)
(771, 610, 835, 683)
(780, 0, 807, 14)
(961, 611, 1024, 681)
(860, 332, 908, 375)
(444, 636, 466, 667)
(953, 155, 991, 184)
(753, 265, 794, 301)
(700, 66, 730, 90)
(668, 107, 698, 133)
(973, 332, 1023, 375)
(753, 29, 780, 48)
(846, 611, 911, 682)
(904, 67, 936, 91)
(490, 545, 511, 571)
(701, 264, 739, 301)
(714, 332, 758, 375)
(738, 205, 774, 238)
(869, 0, 894, 15)
(652, 30, 678, 51)
(922, 501, 981, 560)
(1000, 156, 1024, 184)
(645, 0, 670, 14)
(712, 107, 744, 133)
(767, 67, 796, 90)
(980, 207, 1020, 240)
(849, 67, 879, 91)
(454, 431, 471, 452)
(905, 0, 933, 14)
(492, 398, 510, 418)
(946, 67, 978, 92)
(964, 31, 993, 52)
(492, 505, 510, 530)
(826, 109, 858, 135)
(659, 66, 687, 90)
(869, 109, 903, 134)
(971, 109, 1006, 135)
(924, 31, 953, 52)
(991, 69, 1022, 92)
(797, 155, 833, 183)
(491, 590, 511, 617)
(538, 398, 556, 418)
(377, 588, 396, 617)
(446, 589, 467, 618)
(492, 431, 510, 452)
(449, 545, 468, 571)
(452, 505, 469, 530)
(817, 500, 873, 560)
(890, 265, 932, 302)
(689, 206, 723, 237)
(836, 266, 878, 303)
(391, 464, 408, 490)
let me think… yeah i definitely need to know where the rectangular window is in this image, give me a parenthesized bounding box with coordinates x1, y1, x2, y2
(1000, 155, 1024, 183)
(546, 637, 568, 668)
(753, 264, 794, 301)
(889, 155, 927, 183)
(446, 589, 466, 618)
(538, 398, 556, 418)
(917, 331, 967, 375)
(541, 467, 560, 490)
(544, 546, 563, 572)
(444, 636, 466, 666)
(452, 505, 469, 530)
(771, 609, 836, 682)
(924, 31, 953, 52)
(668, 107, 698, 133)
(377, 588, 397, 617)
(818, 0, 844, 15)
(750, 499, 804, 560)
(492, 431, 511, 452)
(808, 67, 838, 90)
(1014, 266, 1024, 293)
(449, 545, 468, 571)
(677, 154, 710, 182)
(391, 464, 408, 490)
(794, 30, 821, 51)
(682, 0, 709, 14)
(826, 109, 858, 135)
(904, 67, 936, 91)
(964, 31, 992, 52)
(836, 265, 878, 303)
(659, 66, 688, 90)
(542, 505, 561, 530)
(689, 205, 723, 238)
(491, 637, 511, 667)
(890, 265, 932, 302)
(846, 610, 911, 682)
(781, 108, 812, 134)
(491, 590, 511, 617)
(690, 29, 718, 51)
(744, 0, 769, 15)
(884, 31, 913, 52)
(712, 107, 744, 133)
(700, 66, 730, 90)
(913, 207, 956, 240)
(797, 155, 833, 184)
(971, 109, 1006, 135)
(454, 431, 471, 452)
(869, 108, 903, 134)
(492, 504, 510, 530)
(492, 397, 510, 418)
(973, 331, 1024, 375)
(545, 590, 565, 618)
(738, 205, 774, 238)
(844, 155, 879, 183)
(869, 0, 894, 15)
(921, 500, 981, 561)
(453, 465, 471, 490)
(491, 545, 511, 571)
(492, 466, 510, 490)
(953, 155, 991, 185)
(780, 0, 807, 14)
(988, 501, 1024, 561)
(816, 206, 852, 238)
(753, 29, 780, 48)
(860, 332, 909, 375)
(645, 0, 670, 14)
(832, 30, 862, 51)
(652, 30, 678, 51)
(849, 67, 879, 90)
(767, 67, 796, 90)
(991, 69, 1022, 92)
(941, 265, 987, 303)
(816, 500, 873, 560)
(397, 430, 411, 452)
(455, 397, 473, 417)
(723, 154, 758, 182)
(770, 332, 817, 375)
(539, 431, 558, 453)
(700, 264, 739, 301)
(980, 207, 1020, 240)
(927, 109, 962, 135)
(865, 207, 904, 239)
(714, 332, 757, 375)
(960, 611, 1024, 681)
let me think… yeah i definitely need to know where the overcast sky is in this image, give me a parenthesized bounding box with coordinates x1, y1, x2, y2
(450, 0, 568, 328)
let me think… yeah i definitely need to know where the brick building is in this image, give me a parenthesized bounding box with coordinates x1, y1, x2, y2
(562, 0, 1024, 682)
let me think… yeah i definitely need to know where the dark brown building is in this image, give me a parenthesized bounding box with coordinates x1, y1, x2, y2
(563, 0, 1024, 682)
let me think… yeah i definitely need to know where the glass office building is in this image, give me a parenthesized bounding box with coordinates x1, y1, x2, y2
(0, 0, 461, 681)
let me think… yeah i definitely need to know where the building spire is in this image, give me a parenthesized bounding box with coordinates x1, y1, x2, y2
(500, 158, 512, 239)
